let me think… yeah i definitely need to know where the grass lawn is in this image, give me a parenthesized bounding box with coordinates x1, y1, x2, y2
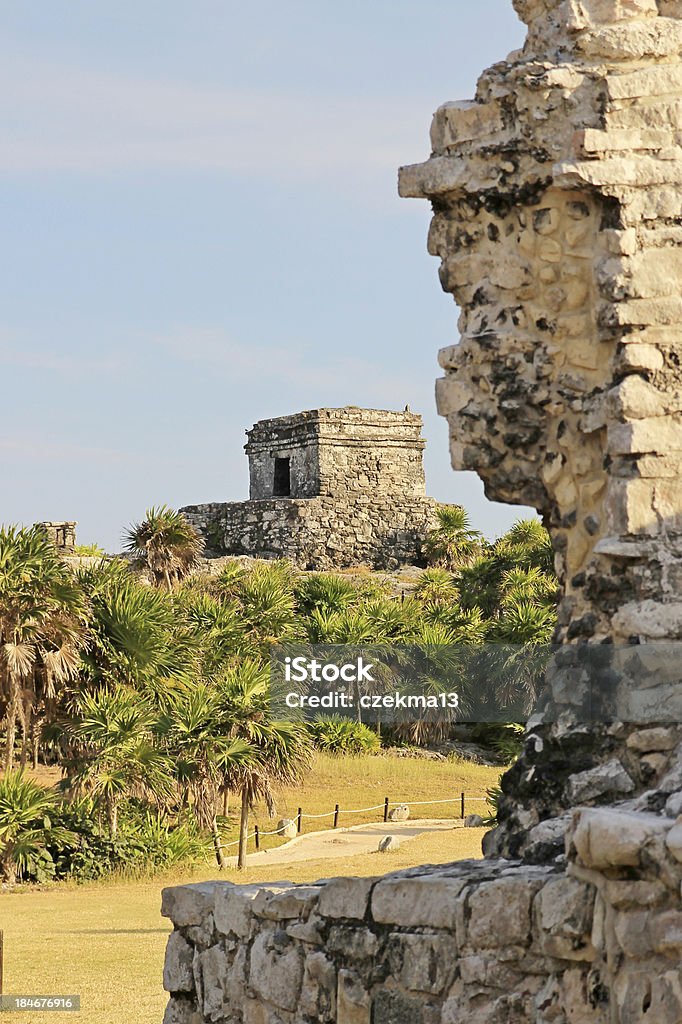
(4, 753, 502, 1023)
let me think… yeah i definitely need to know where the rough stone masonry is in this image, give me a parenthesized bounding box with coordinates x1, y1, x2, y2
(161, 2, 682, 1020)
(181, 407, 440, 571)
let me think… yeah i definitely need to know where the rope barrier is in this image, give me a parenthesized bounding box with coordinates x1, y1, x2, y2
(215, 792, 493, 851)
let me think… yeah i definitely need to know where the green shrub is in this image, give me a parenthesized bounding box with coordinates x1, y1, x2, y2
(308, 717, 380, 755)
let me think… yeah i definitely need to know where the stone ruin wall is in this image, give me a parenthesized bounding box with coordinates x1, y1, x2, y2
(162, 796, 682, 1024)
(162, 2, 682, 1021)
(181, 496, 439, 572)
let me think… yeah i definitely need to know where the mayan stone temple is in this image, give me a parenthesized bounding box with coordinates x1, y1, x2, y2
(161, 2, 682, 1021)
(181, 407, 440, 570)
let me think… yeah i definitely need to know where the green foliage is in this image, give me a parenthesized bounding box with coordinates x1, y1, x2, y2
(0, 772, 75, 884)
(73, 543, 106, 557)
(307, 717, 381, 755)
(0, 510, 557, 883)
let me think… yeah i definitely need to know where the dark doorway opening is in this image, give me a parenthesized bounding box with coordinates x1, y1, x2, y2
(273, 457, 291, 496)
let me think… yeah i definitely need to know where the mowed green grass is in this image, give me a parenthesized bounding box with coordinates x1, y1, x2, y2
(3, 754, 501, 1024)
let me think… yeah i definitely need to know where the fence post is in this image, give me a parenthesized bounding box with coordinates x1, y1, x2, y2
(297, 807, 302, 834)
(461, 792, 465, 819)
(384, 797, 389, 822)
(333, 804, 339, 829)
(255, 825, 260, 851)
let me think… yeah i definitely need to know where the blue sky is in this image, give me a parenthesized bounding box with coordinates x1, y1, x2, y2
(1, 2, 528, 551)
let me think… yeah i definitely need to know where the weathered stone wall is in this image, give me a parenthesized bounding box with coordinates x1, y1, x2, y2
(181, 496, 439, 571)
(401, 0, 682, 647)
(38, 521, 77, 553)
(161, 794, 682, 1023)
(246, 408, 427, 501)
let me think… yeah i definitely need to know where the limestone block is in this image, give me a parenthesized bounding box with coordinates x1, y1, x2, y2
(299, 952, 336, 1020)
(388, 804, 410, 822)
(388, 932, 458, 995)
(464, 814, 484, 828)
(578, 19, 682, 60)
(567, 759, 635, 803)
(256, 886, 322, 921)
(372, 874, 469, 930)
(213, 885, 259, 938)
(163, 932, 195, 994)
(465, 876, 539, 949)
(570, 807, 670, 868)
(337, 969, 371, 1024)
(249, 932, 304, 1012)
(317, 876, 377, 920)
(665, 822, 682, 861)
(608, 418, 682, 455)
(613, 600, 682, 639)
(196, 945, 228, 1021)
(651, 911, 682, 955)
(535, 877, 596, 960)
(609, 376, 668, 418)
(378, 835, 401, 852)
(604, 879, 668, 907)
(567, 0, 657, 28)
(162, 998, 202, 1024)
(430, 100, 505, 151)
(613, 909, 654, 956)
(161, 884, 218, 928)
(607, 61, 682, 102)
(627, 726, 679, 755)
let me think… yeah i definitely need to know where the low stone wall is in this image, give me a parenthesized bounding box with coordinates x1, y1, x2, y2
(161, 800, 682, 1023)
(181, 496, 440, 571)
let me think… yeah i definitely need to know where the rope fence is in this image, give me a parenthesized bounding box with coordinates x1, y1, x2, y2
(216, 791, 493, 853)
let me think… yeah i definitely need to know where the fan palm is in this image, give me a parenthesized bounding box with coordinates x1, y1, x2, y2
(0, 772, 74, 884)
(65, 688, 174, 837)
(216, 660, 312, 869)
(0, 525, 87, 769)
(423, 505, 483, 570)
(124, 506, 203, 591)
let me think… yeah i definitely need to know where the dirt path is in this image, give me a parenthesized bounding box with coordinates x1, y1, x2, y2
(224, 818, 464, 868)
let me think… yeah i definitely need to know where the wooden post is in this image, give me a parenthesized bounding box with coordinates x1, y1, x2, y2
(297, 807, 302, 834)
(254, 825, 260, 851)
(461, 792, 465, 819)
(333, 804, 339, 829)
(384, 797, 389, 822)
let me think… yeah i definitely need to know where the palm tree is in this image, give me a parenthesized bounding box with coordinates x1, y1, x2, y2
(423, 505, 483, 570)
(65, 688, 174, 838)
(0, 772, 73, 885)
(79, 561, 197, 695)
(157, 682, 254, 867)
(124, 506, 203, 591)
(0, 525, 87, 769)
(217, 660, 312, 869)
(236, 563, 301, 648)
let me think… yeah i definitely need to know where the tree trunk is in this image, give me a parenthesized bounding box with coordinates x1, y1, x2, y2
(211, 816, 226, 870)
(107, 796, 118, 838)
(237, 789, 249, 870)
(32, 721, 41, 770)
(1, 851, 17, 886)
(222, 788, 229, 818)
(4, 677, 19, 769)
(20, 700, 32, 769)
